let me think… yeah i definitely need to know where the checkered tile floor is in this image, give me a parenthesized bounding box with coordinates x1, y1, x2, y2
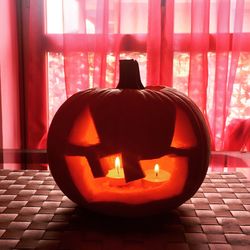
(0, 170, 250, 249)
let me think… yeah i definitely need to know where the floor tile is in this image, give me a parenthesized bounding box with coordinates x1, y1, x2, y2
(0, 169, 249, 250)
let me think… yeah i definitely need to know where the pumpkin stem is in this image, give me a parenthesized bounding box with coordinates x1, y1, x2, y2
(117, 59, 145, 89)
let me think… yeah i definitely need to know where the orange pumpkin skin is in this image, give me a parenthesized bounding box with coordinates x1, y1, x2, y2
(47, 60, 210, 217)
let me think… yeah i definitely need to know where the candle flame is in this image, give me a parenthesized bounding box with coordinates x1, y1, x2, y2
(154, 164, 160, 177)
(115, 156, 121, 175)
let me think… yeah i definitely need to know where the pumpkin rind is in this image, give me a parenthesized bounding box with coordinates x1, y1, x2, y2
(47, 60, 210, 217)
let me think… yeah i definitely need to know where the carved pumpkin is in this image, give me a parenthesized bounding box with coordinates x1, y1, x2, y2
(47, 59, 210, 217)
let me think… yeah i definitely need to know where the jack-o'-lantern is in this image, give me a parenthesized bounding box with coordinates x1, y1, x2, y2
(47, 59, 210, 217)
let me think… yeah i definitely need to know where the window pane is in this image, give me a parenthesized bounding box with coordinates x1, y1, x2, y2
(174, 1, 191, 33)
(173, 52, 250, 130)
(174, 0, 250, 33)
(229, 52, 250, 122)
(46, 0, 148, 34)
(47, 52, 147, 123)
(47, 52, 66, 123)
(48, 51, 250, 126)
(46, 0, 63, 33)
(173, 52, 189, 95)
(206, 52, 250, 127)
(243, 0, 250, 32)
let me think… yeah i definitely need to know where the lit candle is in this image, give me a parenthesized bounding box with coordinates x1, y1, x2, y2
(144, 164, 170, 185)
(155, 163, 160, 177)
(106, 156, 125, 186)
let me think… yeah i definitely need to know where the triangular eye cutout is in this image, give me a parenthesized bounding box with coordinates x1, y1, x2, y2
(68, 107, 100, 147)
(171, 106, 197, 148)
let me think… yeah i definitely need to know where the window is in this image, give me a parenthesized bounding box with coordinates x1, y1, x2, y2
(45, 0, 149, 122)
(22, 0, 250, 152)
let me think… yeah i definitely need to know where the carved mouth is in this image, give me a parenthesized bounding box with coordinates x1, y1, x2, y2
(65, 154, 188, 205)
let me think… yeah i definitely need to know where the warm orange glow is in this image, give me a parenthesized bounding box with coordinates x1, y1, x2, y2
(115, 156, 121, 175)
(171, 107, 197, 148)
(154, 163, 159, 176)
(144, 163, 170, 184)
(106, 156, 125, 186)
(65, 155, 97, 202)
(68, 107, 100, 146)
(99, 153, 123, 174)
(65, 154, 188, 205)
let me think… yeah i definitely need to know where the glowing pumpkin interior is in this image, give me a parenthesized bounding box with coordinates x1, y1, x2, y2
(64, 104, 197, 204)
(47, 60, 210, 217)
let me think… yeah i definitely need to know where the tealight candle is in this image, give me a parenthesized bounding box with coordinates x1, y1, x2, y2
(106, 156, 125, 186)
(143, 164, 170, 186)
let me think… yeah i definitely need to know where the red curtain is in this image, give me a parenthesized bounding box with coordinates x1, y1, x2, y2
(24, 0, 250, 157)
(0, 0, 21, 169)
(147, 0, 248, 151)
(23, 0, 47, 150)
